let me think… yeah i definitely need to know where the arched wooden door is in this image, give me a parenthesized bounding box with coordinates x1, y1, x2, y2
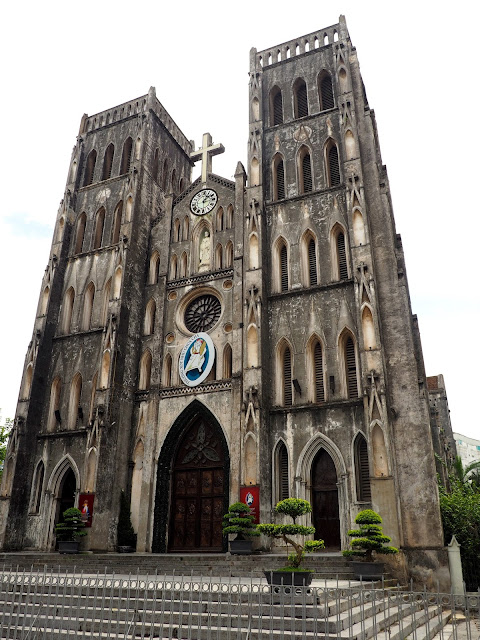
(311, 449, 340, 549)
(168, 415, 226, 552)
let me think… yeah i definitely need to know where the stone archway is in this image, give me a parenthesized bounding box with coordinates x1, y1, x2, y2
(152, 401, 230, 553)
(311, 449, 340, 549)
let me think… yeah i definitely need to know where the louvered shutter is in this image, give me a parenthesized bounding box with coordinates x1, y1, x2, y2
(273, 92, 283, 125)
(278, 444, 289, 500)
(345, 337, 358, 398)
(297, 82, 308, 118)
(280, 244, 288, 292)
(308, 239, 317, 285)
(314, 342, 325, 402)
(276, 160, 285, 200)
(328, 145, 340, 186)
(283, 347, 292, 406)
(337, 232, 348, 280)
(320, 75, 334, 110)
(302, 152, 313, 193)
(357, 436, 371, 501)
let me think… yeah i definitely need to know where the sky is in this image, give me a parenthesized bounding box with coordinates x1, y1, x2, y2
(0, 0, 478, 440)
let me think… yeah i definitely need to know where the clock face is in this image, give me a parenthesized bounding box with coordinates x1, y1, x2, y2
(190, 189, 218, 216)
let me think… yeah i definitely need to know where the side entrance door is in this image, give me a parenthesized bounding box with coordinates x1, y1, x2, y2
(311, 449, 341, 549)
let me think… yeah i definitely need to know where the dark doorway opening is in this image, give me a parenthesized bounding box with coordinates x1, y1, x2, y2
(55, 468, 76, 548)
(311, 449, 340, 549)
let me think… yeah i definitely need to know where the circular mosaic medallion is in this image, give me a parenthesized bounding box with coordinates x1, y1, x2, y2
(184, 295, 221, 333)
(179, 333, 215, 387)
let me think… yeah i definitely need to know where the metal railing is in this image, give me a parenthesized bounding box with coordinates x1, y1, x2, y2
(0, 565, 478, 639)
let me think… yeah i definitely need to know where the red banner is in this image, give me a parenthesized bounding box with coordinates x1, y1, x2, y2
(78, 494, 94, 528)
(240, 486, 260, 524)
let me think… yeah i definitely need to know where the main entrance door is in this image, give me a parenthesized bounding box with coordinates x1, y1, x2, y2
(311, 449, 340, 549)
(168, 416, 226, 551)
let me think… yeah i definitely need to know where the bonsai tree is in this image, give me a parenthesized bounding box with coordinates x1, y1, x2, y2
(117, 490, 137, 549)
(55, 507, 87, 542)
(222, 502, 261, 540)
(257, 498, 324, 572)
(342, 509, 398, 562)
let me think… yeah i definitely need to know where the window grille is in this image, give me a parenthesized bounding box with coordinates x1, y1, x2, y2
(296, 81, 308, 118)
(302, 152, 313, 193)
(283, 346, 292, 406)
(328, 145, 341, 186)
(345, 336, 358, 398)
(273, 91, 283, 125)
(337, 232, 348, 279)
(320, 74, 334, 110)
(121, 138, 133, 174)
(276, 160, 285, 200)
(278, 443, 289, 500)
(185, 295, 221, 333)
(355, 434, 371, 501)
(280, 244, 288, 291)
(314, 342, 325, 402)
(308, 239, 317, 285)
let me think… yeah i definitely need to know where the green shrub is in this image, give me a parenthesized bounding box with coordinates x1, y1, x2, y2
(342, 509, 398, 562)
(222, 502, 260, 539)
(55, 507, 87, 542)
(117, 490, 137, 548)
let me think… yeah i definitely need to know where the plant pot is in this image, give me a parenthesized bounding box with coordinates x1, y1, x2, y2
(117, 545, 135, 553)
(58, 541, 80, 554)
(352, 561, 384, 580)
(229, 539, 253, 555)
(264, 571, 313, 586)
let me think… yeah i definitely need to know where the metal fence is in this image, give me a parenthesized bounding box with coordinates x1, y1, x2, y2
(0, 565, 479, 639)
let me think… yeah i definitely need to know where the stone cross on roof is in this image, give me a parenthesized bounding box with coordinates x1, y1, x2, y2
(190, 133, 225, 184)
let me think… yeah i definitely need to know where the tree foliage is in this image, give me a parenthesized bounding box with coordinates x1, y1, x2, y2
(342, 509, 398, 562)
(222, 502, 260, 539)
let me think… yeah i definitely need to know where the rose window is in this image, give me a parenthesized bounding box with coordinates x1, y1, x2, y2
(184, 295, 221, 333)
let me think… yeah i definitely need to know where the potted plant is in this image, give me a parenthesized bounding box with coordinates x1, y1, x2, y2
(55, 507, 87, 554)
(222, 502, 261, 554)
(257, 498, 324, 585)
(342, 509, 398, 579)
(117, 490, 137, 552)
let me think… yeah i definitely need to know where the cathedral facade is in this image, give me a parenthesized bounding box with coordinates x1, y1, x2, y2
(0, 17, 448, 586)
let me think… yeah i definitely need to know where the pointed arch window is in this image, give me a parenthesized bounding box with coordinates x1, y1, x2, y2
(83, 149, 97, 186)
(111, 201, 122, 244)
(139, 351, 152, 390)
(318, 71, 334, 111)
(313, 340, 325, 402)
(273, 154, 285, 200)
(337, 231, 348, 280)
(113, 266, 122, 298)
(48, 376, 62, 431)
(354, 433, 371, 501)
(270, 86, 283, 126)
(23, 363, 33, 399)
(61, 287, 75, 334)
(100, 350, 111, 389)
(294, 78, 308, 118)
(170, 254, 178, 280)
(149, 251, 160, 285)
(276, 441, 289, 501)
(308, 237, 317, 285)
(93, 208, 105, 250)
(282, 344, 293, 406)
(226, 205, 234, 229)
(102, 143, 115, 180)
(102, 278, 111, 325)
(163, 353, 172, 387)
(68, 373, 82, 429)
(144, 298, 156, 335)
(120, 137, 133, 174)
(298, 147, 313, 194)
(216, 207, 224, 231)
(280, 241, 288, 292)
(40, 285, 50, 315)
(215, 244, 223, 270)
(75, 213, 86, 254)
(344, 335, 358, 398)
(180, 252, 188, 278)
(82, 282, 95, 330)
(225, 242, 233, 268)
(326, 141, 341, 187)
(183, 216, 190, 240)
(174, 219, 181, 242)
(30, 461, 45, 513)
(223, 343, 232, 378)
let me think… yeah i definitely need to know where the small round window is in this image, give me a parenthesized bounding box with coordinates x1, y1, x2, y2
(184, 295, 221, 333)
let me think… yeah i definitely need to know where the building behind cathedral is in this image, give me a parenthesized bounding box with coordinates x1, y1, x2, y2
(0, 16, 449, 587)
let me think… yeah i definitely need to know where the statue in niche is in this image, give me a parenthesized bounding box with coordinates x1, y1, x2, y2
(199, 230, 211, 271)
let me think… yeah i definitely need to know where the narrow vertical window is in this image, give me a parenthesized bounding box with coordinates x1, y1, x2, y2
(302, 151, 313, 193)
(102, 144, 115, 180)
(120, 137, 133, 174)
(283, 345, 292, 406)
(31, 461, 45, 514)
(111, 202, 122, 244)
(83, 150, 97, 186)
(163, 354, 172, 387)
(277, 442, 289, 500)
(93, 208, 105, 250)
(271, 86, 283, 126)
(345, 336, 358, 398)
(275, 157, 285, 200)
(314, 341, 325, 402)
(75, 213, 87, 254)
(328, 143, 341, 186)
(223, 344, 232, 378)
(280, 243, 288, 292)
(68, 373, 82, 429)
(139, 351, 152, 390)
(319, 72, 334, 111)
(144, 299, 156, 335)
(337, 232, 348, 279)
(308, 238, 317, 285)
(294, 78, 308, 118)
(354, 433, 371, 501)
(82, 283, 95, 330)
(62, 288, 75, 334)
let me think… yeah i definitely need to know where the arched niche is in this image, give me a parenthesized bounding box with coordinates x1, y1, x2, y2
(372, 423, 389, 477)
(250, 157, 259, 186)
(249, 233, 259, 270)
(345, 130, 356, 160)
(244, 436, 257, 485)
(353, 210, 366, 245)
(113, 267, 122, 298)
(85, 448, 97, 492)
(247, 325, 259, 367)
(100, 350, 110, 389)
(252, 97, 260, 121)
(362, 306, 376, 350)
